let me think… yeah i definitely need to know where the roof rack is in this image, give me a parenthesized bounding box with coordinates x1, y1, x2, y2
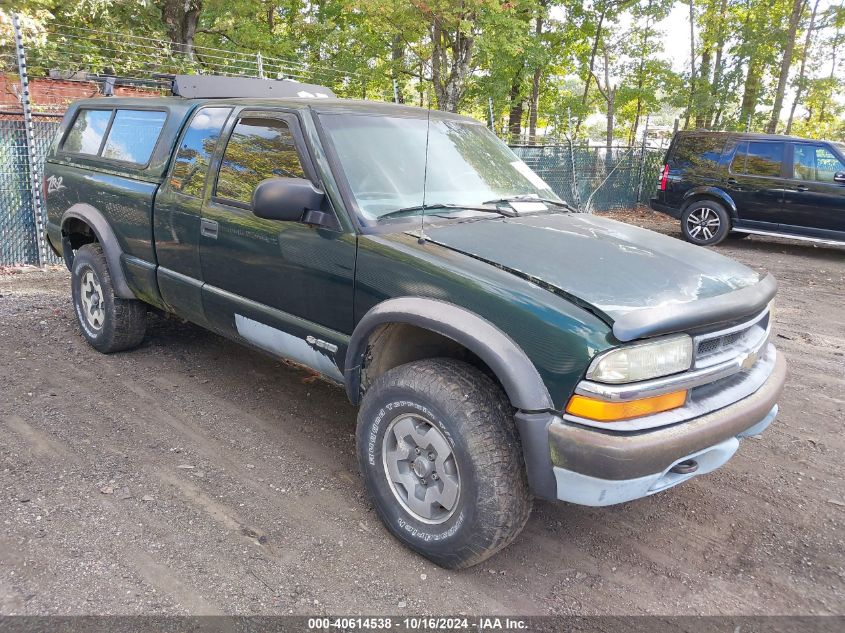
(169, 74, 336, 99)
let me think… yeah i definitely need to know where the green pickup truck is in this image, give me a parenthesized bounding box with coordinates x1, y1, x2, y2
(44, 76, 786, 569)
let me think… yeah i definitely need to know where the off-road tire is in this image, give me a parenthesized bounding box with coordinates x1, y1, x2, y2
(681, 200, 731, 246)
(71, 243, 146, 353)
(356, 358, 532, 569)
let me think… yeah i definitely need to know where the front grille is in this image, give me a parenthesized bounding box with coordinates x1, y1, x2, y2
(694, 309, 770, 369)
(697, 330, 746, 356)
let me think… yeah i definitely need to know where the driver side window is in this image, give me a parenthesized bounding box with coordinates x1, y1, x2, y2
(792, 144, 845, 182)
(215, 116, 306, 205)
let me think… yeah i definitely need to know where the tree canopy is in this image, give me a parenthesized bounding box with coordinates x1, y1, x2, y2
(3, 0, 845, 142)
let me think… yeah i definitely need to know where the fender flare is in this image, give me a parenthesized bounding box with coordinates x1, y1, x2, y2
(344, 297, 554, 412)
(681, 187, 738, 219)
(61, 203, 135, 299)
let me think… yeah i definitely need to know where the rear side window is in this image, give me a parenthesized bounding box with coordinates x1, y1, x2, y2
(169, 107, 231, 197)
(731, 141, 784, 178)
(63, 109, 112, 155)
(102, 110, 167, 164)
(669, 135, 724, 170)
(215, 117, 306, 205)
(792, 144, 845, 182)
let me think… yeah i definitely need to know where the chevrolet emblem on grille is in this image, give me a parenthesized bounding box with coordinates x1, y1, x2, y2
(741, 350, 759, 371)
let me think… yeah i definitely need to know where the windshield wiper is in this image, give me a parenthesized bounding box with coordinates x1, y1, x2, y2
(379, 202, 518, 221)
(483, 195, 578, 213)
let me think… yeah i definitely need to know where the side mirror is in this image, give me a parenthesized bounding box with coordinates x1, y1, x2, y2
(834, 171, 845, 183)
(251, 177, 325, 222)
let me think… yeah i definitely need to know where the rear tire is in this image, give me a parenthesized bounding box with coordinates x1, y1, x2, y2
(681, 200, 730, 245)
(71, 243, 146, 353)
(356, 358, 532, 569)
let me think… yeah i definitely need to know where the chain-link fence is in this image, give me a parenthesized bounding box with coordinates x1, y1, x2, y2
(511, 143, 666, 212)
(0, 113, 60, 265)
(0, 114, 37, 265)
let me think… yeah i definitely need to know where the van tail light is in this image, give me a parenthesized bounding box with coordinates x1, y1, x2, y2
(659, 164, 669, 191)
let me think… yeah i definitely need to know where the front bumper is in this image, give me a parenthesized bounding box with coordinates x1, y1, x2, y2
(516, 350, 786, 504)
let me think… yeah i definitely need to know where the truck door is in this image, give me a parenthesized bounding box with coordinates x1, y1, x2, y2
(724, 139, 786, 228)
(154, 106, 232, 327)
(199, 109, 355, 378)
(781, 142, 845, 237)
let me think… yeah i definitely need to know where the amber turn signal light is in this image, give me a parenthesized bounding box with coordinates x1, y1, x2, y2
(565, 390, 687, 422)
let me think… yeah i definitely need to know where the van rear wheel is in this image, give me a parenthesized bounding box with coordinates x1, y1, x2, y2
(681, 200, 730, 246)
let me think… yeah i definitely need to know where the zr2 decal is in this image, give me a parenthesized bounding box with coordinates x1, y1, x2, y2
(46, 175, 66, 194)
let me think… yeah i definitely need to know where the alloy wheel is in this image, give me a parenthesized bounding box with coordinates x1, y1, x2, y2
(686, 207, 721, 241)
(382, 413, 461, 524)
(80, 268, 105, 331)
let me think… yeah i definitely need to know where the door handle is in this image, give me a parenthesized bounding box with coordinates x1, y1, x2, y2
(726, 178, 738, 185)
(794, 185, 809, 192)
(200, 218, 219, 239)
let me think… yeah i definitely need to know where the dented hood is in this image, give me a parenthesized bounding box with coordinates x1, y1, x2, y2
(422, 213, 773, 341)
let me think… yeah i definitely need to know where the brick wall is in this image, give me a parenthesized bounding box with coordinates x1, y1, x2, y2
(1, 74, 159, 113)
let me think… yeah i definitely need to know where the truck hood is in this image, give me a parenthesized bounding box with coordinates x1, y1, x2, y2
(421, 213, 773, 341)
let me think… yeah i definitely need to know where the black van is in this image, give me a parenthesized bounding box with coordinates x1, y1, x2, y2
(650, 131, 845, 246)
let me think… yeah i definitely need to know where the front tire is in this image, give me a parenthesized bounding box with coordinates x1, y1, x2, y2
(681, 200, 730, 245)
(356, 358, 532, 569)
(71, 243, 146, 353)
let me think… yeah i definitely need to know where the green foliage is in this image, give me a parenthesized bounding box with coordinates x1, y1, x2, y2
(4, 0, 845, 140)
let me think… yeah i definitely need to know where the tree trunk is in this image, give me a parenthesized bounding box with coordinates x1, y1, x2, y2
(767, 0, 806, 133)
(786, 0, 820, 134)
(818, 23, 840, 121)
(705, 0, 728, 128)
(695, 48, 711, 128)
(739, 57, 762, 129)
(428, 8, 475, 112)
(508, 73, 524, 142)
(630, 2, 654, 146)
(158, 1, 203, 61)
(528, 6, 546, 141)
(574, 6, 606, 140)
(630, 97, 642, 146)
(603, 47, 613, 153)
(391, 34, 405, 104)
(707, 43, 725, 126)
(684, 0, 696, 130)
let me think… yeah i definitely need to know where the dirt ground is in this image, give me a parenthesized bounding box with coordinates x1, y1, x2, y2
(1, 211, 843, 616)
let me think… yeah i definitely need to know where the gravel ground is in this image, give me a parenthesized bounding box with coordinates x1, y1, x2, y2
(1, 212, 843, 616)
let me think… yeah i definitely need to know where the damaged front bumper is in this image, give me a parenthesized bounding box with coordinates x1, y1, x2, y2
(516, 348, 787, 505)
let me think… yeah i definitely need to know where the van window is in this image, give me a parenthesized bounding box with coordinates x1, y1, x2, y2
(670, 135, 724, 170)
(792, 144, 845, 182)
(216, 117, 305, 205)
(170, 107, 231, 197)
(102, 110, 167, 164)
(732, 141, 784, 178)
(63, 109, 112, 155)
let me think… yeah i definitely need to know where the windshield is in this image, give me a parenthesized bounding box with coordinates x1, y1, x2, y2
(318, 112, 561, 224)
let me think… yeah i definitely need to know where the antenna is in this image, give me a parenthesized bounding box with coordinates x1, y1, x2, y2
(418, 89, 433, 244)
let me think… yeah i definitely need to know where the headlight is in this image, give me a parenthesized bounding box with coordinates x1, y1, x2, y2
(587, 335, 693, 384)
